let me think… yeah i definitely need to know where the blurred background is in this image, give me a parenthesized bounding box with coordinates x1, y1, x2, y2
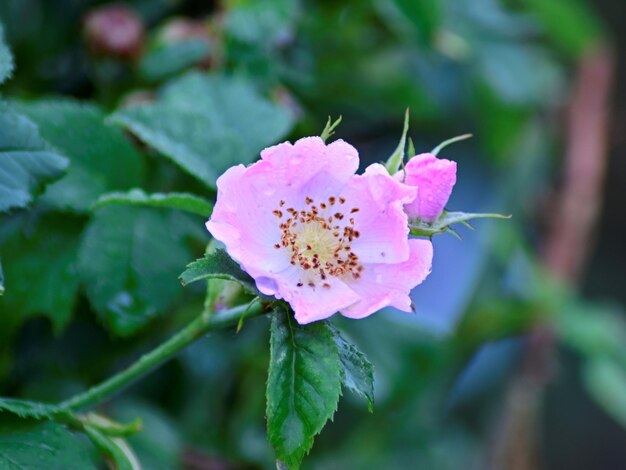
(0, 0, 625, 469)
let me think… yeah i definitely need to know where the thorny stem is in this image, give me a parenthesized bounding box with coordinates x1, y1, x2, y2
(59, 301, 267, 412)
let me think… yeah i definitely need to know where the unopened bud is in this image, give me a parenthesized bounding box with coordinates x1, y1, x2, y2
(84, 4, 145, 60)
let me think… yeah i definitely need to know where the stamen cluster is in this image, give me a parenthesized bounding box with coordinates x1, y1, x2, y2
(273, 195, 363, 289)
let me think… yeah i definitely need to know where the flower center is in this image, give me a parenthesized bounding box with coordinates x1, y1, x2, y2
(273, 195, 364, 288)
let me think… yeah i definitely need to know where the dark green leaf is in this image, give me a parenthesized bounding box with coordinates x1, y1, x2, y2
(0, 215, 82, 334)
(0, 23, 13, 85)
(180, 249, 259, 296)
(332, 327, 375, 412)
(267, 308, 342, 470)
(94, 189, 212, 217)
(583, 358, 626, 429)
(0, 420, 97, 469)
(0, 258, 3, 296)
(139, 40, 211, 82)
(0, 103, 68, 212)
(15, 99, 145, 212)
(0, 398, 63, 420)
(110, 72, 294, 188)
(78, 206, 195, 336)
(410, 210, 510, 237)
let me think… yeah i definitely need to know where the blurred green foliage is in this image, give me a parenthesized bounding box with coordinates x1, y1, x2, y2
(0, 0, 623, 468)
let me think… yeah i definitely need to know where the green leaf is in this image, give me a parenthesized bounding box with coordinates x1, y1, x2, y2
(267, 308, 342, 470)
(392, 0, 441, 44)
(556, 305, 626, 361)
(410, 210, 511, 237)
(0, 420, 97, 469)
(180, 249, 259, 296)
(0, 215, 82, 334)
(225, 0, 297, 47)
(139, 39, 211, 82)
(0, 398, 64, 420)
(110, 72, 294, 188)
(331, 327, 375, 412)
(583, 358, 626, 429)
(78, 205, 196, 336)
(15, 99, 145, 212)
(0, 258, 3, 296)
(94, 189, 212, 217)
(85, 426, 141, 470)
(526, 0, 605, 59)
(384, 108, 409, 175)
(0, 23, 13, 85)
(0, 103, 68, 212)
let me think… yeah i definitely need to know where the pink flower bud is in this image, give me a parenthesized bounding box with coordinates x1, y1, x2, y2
(83, 4, 145, 60)
(398, 153, 457, 223)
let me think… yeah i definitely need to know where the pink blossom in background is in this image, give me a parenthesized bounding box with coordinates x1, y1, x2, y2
(398, 153, 457, 223)
(207, 137, 433, 324)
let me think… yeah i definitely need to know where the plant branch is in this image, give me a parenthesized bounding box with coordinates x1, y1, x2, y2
(59, 301, 267, 412)
(488, 43, 615, 470)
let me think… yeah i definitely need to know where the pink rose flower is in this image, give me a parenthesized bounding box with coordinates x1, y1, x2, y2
(398, 153, 457, 223)
(206, 137, 433, 324)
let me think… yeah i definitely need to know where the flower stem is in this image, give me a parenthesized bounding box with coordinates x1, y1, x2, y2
(59, 302, 266, 412)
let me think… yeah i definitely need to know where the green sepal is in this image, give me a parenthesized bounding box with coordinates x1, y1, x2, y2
(410, 210, 511, 238)
(431, 133, 473, 156)
(384, 108, 410, 174)
(320, 115, 342, 142)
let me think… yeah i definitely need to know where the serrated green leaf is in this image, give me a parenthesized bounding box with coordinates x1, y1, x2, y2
(110, 72, 294, 188)
(139, 39, 211, 82)
(410, 210, 510, 237)
(331, 327, 375, 412)
(267, 308, 342, 470)
(94, 189, 212, 217)
(0, 398, 64, 420)
(583, 358, 626, 430)
(0, 103, 68, 212)
(0, 215, 82, 334)
(0, 23, 13, 85)
(180, 249, 259, 296)
(78, 205, 195, 336)
(15, 99, 145, 212)
(0, 420, 97, 469)
(85, 426, 140, 470)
